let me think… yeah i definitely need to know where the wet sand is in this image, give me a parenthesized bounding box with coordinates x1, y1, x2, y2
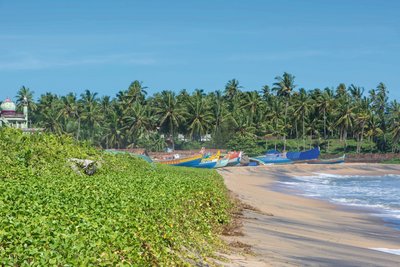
(218, 163, 400, 267)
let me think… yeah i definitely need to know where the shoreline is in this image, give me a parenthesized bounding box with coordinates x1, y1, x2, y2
(218, 163, 400, 266)
(269, 166, 400, 232)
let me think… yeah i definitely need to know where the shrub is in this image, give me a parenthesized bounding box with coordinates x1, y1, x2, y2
(0, 128, 231, 265)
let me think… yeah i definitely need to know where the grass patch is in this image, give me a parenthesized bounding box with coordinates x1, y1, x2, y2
(382, 158, 400, 164)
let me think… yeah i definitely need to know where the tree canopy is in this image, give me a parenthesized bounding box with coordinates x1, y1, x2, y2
(9, 75, 400, 153)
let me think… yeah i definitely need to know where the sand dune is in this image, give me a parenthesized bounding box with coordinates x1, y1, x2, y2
(218, 163, 400, 267)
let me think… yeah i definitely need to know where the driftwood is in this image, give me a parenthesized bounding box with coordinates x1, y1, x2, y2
(68, 158, 97, 176)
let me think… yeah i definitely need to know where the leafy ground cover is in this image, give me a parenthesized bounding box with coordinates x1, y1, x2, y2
(0, 128, 231, 265)
(382, 158, 400, 164)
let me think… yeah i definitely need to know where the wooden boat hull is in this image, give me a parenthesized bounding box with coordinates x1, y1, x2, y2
(255, 156, 292, 164)
(226, 151, 242, 166)
(214, 158, 229, 168)
(226, 157, 240, 166)
(248, 157, 267, 166)
(159, 154, 203, 167)
(193, 160, 217, 169)
(308, 155, 345, 164)
(202, 151, 221, 162)
(173, 158, 202, 167)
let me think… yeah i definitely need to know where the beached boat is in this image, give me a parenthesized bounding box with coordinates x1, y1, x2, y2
(193, 160, 218, 169)
(254, 150, 292, 164)
(158, 154, 203, 167)
(226, 151, 242, 166)
(308, 155, 345, 164)
(248, 157, 267, 166)
(201, 150, 221, 162)
(214, 158, 229, 168)
(104, 149, 153, 163)
(286, 147, 320, 162)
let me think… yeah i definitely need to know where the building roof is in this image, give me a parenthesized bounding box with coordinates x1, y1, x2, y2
(0, 98, 16, 112)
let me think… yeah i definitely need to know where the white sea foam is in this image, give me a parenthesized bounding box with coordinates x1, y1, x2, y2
(371, 248, 400, 255)
(276, 181, 299, 185)
(294, 173, 400, 181)
(280, 173, 400, 230)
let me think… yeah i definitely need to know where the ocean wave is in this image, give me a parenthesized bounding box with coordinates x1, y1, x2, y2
(295, 173, 400, 180)
(371, 248, 400, 255)
(278, 173, 400, 230)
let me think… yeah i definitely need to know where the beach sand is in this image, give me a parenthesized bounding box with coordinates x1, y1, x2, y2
(217, 163, 400, 267)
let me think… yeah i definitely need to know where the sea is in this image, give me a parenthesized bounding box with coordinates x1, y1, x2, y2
(276, 173, 400, 255)
(277, 173, 400, 231)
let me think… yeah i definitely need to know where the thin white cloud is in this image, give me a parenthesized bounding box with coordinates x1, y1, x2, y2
(228, 50, 328, 61)
(0, 53, 156, 70)
(228, 48, 385, 62)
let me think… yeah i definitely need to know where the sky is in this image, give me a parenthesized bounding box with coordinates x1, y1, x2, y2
(0, 0, 399, 101)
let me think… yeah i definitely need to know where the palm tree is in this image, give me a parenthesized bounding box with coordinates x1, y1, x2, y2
(366, 115, 384, 145)
(38, 99, 62, 135)
(224, 79, 242, 102)
(124, 102, 154, 146)
(101, 108, 125, 149)
(59, 93, 80, 135)
(125, 80, 148, 105)
(241, 91, 263, 124)
(261, 85, 272, 102)
(349, 84, 364, 101)
(391, 121, 400, 152)
(263, 97, 286, 148)
(354, 98, 371, 153)
(335, 101, 355, 147)
(335, 83, 348, 99)
(79, 90, 101, 142)
(154, 91, 187, 150)
(208, 90, 230, 147)
(293, 88, 313, 149)
(35, 92, 60, 125)
(41, 110, 63, 134)
(316, 88, 335, 139)
(231, 110, 256, 138)
(186, 90, 213, 140)
(15, 86, 37, 112)
(272, 72, 296, 150)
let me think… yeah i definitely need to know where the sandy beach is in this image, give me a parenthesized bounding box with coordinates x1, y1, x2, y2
(218, 163, 400, 267)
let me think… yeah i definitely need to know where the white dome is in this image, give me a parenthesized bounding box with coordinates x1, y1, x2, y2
(1, 98, 16, 111)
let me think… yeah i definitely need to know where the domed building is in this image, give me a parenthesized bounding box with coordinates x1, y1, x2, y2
(0, 97, 28, 129)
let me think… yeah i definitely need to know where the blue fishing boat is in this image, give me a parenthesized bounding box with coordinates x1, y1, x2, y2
(193, 160, 217, 169)
(159, 154, 203, 167)
(308, 155, 345, 164)
(173, 158, 203, 167)
(254, 153, 292, 164)
(248, 157, 267, 166)
(214, 158, 229, 168)
(286, 147, 320, 162)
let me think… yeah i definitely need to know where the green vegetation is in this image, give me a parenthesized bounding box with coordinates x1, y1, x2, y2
(0, 128, 231, 265)
(9, 74, 400, 154)
(382, 158, 400, 164)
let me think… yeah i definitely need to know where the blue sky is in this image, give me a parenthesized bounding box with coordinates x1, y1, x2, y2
(0, 0, 399, 101)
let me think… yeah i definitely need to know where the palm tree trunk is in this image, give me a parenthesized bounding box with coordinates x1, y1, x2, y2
(360, 123, 365, 153)
(76, 116, 81, 141)
(323, 109, 327, 139)
(283, 100, 288, 151)
(171, 126, 175, 151)
(302, 115, 306, 150)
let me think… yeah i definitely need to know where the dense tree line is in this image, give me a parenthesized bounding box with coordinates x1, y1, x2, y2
(10, 73, 400, 153)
